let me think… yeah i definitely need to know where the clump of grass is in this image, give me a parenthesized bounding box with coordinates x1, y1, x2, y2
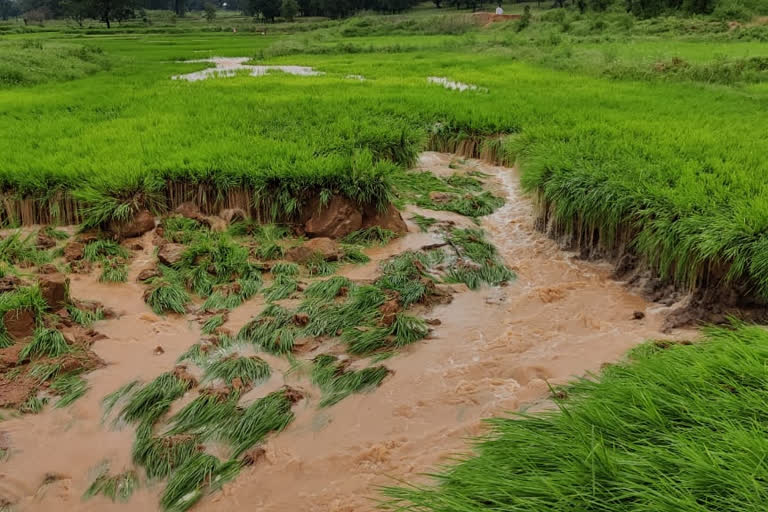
(204, 355, 271, 388)
(304, 276, 355, 301)
(84, 465, 139, 503)
(20, 395, 48, 414)
(160, 453, 240, 512)
(102, 380, 140, 418)
(342, 227, 397, 246)
(201, 276, 262, 312)
(410, 214, 438, 232)
(0, 286, 47, 340)
(263, 274, 298, 302)
(51, 373, 88, 407)
(83, 240, 130, 262)
(311, 354, 390, 407)
(29, 362, 62, 382)
(19, 327, 70, 360)
(162, 216, 208, 244)
(376, 251, 443, 307)
(100, 259, 128, 283)
(340, 245, 370, 264)
(223, 388, 299, 457)
(145, 278, 190, 315)
(445, 173, 483, 192)
(67, 304, 104, 327)
(383, 326, 768, 511)
(239, 304, 297, 354)
(42, 226, 70, 240)
(270, 262, 299, 276)
(176, 236, 253, 298)
(167, 389, 240, 438)
(443, 228, 515, 289)
(132, 431, 200, 481)
(118, 372, 193, 426)
(201, 313, 225, 335)
(0, 231, 50, 266)
(343, 314, 428, 355)
(304, 256, 338, 277)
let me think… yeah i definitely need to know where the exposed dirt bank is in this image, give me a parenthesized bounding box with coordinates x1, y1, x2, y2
(0, 153, 690, 512)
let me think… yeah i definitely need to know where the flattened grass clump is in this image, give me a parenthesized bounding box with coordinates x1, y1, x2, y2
(99, 259, 129, 283)
(444, 228, 514, 289)
(84, 466, 139, 503)
(383, 325, 768, 512)
(167, 389, 240, 438)
(410, 214, 438, 232)
(83, 240, 130, 262)
(304, 276, 355, 301)
(311, 354, 390, 407)
(144, 277, 190, 315)
(162, 216, 209, 244)
(132, 431, 200, 481)
(176, 236, 254, 298)
(19, 328, 70, 360)
(51, 373, 88, 408)
(118, 372, 194, 426)
(342, 227, 397, 246)
(0, 231, 50, 266)
(204, 355, 271, 388)
(201, 313, 225, 335)
(67, 304, 104, 327)
(223, 387, 299, 457)
(263, 274, 299, 302)
(238, 305, 297, 354)
(160, 452, 240, 512)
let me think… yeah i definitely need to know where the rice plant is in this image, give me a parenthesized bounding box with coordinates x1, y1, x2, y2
(203, 355, 271, 388)
(102, 380, 140, 418)
(382, 325, 768, 512)
(42, 226, 70, 240)
(66, 304, 104, 327)
(304, 256, 338, 277)
(270, 262, 299, 276)
(166, 388, 241, 438)
(99, 258, 128, 283)
(201, 313, 225, 335)
(84, 466, 138, 503)
(162, 216, 208, 244)
(342, 227, 397, 246)
(340, 245, 371, 264)
(19, 395, 49, 414)
(19, 328, 70, 360)
(304, 276, 355, 301)
(311, 354, 390, 407)
(201, 276, 262, 312)
(263, 274, 298, 302)
(51, 373, 88, 407)
(409, 214, 438, 232)
(132, 431, 200, 481)
(83, 240, 130, 262)
(0, 231, 50, 266)
(223, 388, 299, 457)
(160, 453, 240, 512)
(145, 278, 190, 315)
(238, 304, 297, 354)
(29, 362, 62, 382)
(118, 372, 193, 426)
(390, 314, 429, 346)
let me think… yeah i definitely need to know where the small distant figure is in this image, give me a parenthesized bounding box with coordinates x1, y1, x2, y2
(495, 3, 504, 14)
(232, 27, 237, 33)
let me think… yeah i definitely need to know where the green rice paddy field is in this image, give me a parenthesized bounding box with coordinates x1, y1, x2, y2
(3, 8, 768, 511)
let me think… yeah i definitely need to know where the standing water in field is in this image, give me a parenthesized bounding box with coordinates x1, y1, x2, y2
(172, 57, 322, 82)
(0, 153, 686, 512)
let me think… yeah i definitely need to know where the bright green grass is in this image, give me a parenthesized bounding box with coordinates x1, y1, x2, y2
(383, 325, 768, 511)
(1, 15, 768, 297)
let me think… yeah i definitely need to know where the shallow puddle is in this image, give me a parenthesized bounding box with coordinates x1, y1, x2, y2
(0, 153, 690, 511)
(172, 57, 322, 82)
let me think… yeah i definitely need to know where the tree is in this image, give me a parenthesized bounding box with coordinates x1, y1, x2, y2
(0, 0, 20, 19)
(61, 0, 90, 24)
(250, 0, 279, 19)
(280, 0, 296, 19)
(174, 0, 184, 15)
(88, 0, 136, 28)
(204, 0, 215, 19)
(432, 0, 441, 6)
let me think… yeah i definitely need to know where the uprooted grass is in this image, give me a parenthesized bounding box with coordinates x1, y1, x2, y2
(84, 465, 139, 503)
(0, 231, 50, 266)
(343, 314, 429, 355)
(342, 227, 398, 246)
(19, 328, 70, 360)
(117, 372, 194, 426)
(144, 275, 191, 315)
(160, 452, 241, 512)
(132, 431, 200, 481)
(51, 372, 88, 407)
(203, 355, 271, 388)
(382, 325, 768, 512)
(444, 228, 515, 290)
(66, 304, 104, 327)
(167, 389, 241, 438)
(311, 354, 390, 407)
(238, 304, 298, 354)
(222, 387, 299, 457)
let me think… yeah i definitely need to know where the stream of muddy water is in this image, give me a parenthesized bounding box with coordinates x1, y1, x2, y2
(0, 153, 688, 511)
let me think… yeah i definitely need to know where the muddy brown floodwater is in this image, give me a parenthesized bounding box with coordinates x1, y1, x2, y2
(0, 152, 689, 512)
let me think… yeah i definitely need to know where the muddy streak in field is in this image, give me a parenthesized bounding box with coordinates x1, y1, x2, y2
(0, 153, 687, 511)
(198, 153, 687, 512)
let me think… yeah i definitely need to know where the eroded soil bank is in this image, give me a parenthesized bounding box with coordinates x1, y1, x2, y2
(0, 153, 689, 511)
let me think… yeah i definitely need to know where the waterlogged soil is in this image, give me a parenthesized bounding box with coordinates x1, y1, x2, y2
(172, 57, 322, 81)
(0, 153, 690, 511)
